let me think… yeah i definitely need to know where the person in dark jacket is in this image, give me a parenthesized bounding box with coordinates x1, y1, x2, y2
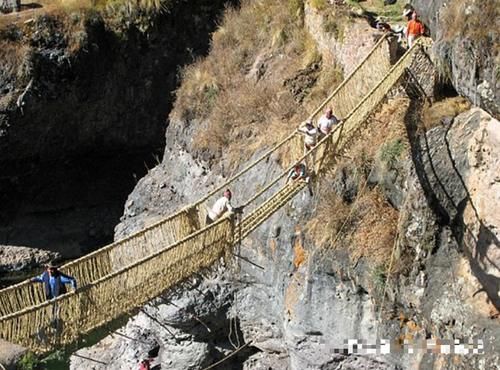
(287, 163, 313, 197)
(31, 262, 77, 300)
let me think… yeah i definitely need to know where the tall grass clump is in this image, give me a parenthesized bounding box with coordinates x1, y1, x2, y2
(441, 0, 498, 49)
(171, 0, 344, 166)
(380, 138, 405, 167)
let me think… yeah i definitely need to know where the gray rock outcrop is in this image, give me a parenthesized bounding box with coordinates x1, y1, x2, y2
(0, 245, 59, 273)
(71, 104, 500, 370)
(70, 2, 500, 369)
(0, 0, 236, 257)
(411, 0, 499, 118)
(0, 339, 26, 370)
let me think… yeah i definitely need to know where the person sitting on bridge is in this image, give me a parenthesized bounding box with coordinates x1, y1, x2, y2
(31, 262, 77, 300)
(287, 163, 313, 197)
(317, 107, 339, 138)
(206, 189, 234, 225)
(406, 11, 425, 48)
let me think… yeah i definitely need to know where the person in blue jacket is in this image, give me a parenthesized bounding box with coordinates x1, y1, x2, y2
(31, 262, 77, 300)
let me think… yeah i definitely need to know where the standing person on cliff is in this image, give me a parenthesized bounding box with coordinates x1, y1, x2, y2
(406, 11, 425, 48)
(31, 262, 77, 300)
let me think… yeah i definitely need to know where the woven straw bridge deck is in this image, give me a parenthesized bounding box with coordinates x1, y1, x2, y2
(0, 36, 434, 353)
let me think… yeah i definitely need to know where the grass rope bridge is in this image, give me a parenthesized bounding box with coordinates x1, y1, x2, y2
(0, 35, 434, 353)
(0, 33, 392, 319)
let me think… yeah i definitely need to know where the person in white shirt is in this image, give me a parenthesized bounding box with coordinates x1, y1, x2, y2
(206, 189, 233, 225)
(317, 107, 338, 138)
(298, 120, 318, 153)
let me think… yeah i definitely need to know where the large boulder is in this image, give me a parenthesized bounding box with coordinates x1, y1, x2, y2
(0, 339, 26, 370)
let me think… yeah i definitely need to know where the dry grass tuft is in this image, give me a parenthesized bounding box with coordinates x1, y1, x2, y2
(306, 183, 398, 267)
(441, 0, 499, 52)
(310, 0, 328, 11)
(0, 40, 31, 80)
(52, 0, 170, 13)
(341, 97, 411, 172)
(171, 0, 344, 166)
(350, 189, 398, 265)
(421, 96, 471, 131)
(306, 98, 410, 267)
(306, 187, 352, 247)
(303, 63, 343, 111)
(0, 0, 170, 32)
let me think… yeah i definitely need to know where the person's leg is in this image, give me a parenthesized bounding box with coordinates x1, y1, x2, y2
(408, 35, 415, 48)
(309, 145, 316, 169)
(205, 214, 213, 226)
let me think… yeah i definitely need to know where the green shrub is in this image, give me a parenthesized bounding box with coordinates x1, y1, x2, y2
(380, 138, 405, 166)
(372, 263, 387, 292)
(17, 352, 39, 370)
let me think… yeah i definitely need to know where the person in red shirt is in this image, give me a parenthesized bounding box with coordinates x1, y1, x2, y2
(406, 11, 425, 48)
(139, 359, 151, 370)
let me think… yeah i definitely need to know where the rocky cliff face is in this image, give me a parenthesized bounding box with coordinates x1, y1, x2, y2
(411, 0, 499, 119)
(69, 2, 499, 369)
(71, 100, 500, 370)
(0, 0, 234, 258)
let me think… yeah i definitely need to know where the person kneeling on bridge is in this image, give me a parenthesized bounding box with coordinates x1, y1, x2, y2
(31, 262, 77, 300)
(287, 163, 313, 197)
(206, 189, 243, 225)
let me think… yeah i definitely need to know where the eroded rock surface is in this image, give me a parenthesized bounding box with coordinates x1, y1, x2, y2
(411, 0, 499, 118)
(71, 105, 500, 370)
(0, 245, 59, 272)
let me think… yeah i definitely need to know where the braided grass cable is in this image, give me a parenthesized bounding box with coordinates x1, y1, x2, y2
(0, 216, 234, 353)
(0, 35, 392, 320)
(307, 34, 391, 121)
(0, 38, 426, 351)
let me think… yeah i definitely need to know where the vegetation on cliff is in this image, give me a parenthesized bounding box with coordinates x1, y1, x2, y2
(171, 0, 344, 166)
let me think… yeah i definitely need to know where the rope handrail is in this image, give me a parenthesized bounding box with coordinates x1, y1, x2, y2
(307, 33, 388, 121)
(0, 36, 434, 353)
(0, 205, 191, 292)
(238, 39, 430, 239)
(241, 120, 345, 209)
(239, 40, 426, 212)
(0, 30, 393, 309)
(343, 41, 424, 123)
(0, 214, 233, 321)
(193, 34, 392, 206)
